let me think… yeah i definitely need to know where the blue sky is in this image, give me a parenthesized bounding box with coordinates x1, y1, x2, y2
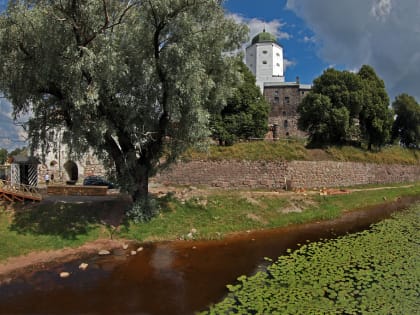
(224, 0, 330, 85)
(224, 0, 420, 102)
(1, 0, 420, 149)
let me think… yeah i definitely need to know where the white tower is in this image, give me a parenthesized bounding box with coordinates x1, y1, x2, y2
(245, 29, 285, 92)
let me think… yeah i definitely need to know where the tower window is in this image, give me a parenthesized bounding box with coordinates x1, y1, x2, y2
(262, 60, 267, 64)
(285, 96, 290, 104)
(282, 111, 287, 116)
(276, 63, 280, 67)
(262, 50, 268, 54)
(284, 120, 289, 128)
(276, 53, 280, 56)
(274, 96, 279, 103)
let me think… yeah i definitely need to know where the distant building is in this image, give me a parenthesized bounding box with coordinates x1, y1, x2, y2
(245, 30, 311, 139)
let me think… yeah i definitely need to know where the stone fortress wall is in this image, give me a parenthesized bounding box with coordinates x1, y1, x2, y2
(153, 160, 420, 190)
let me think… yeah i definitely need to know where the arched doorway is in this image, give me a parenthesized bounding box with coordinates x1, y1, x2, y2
(63, 160, 78, 183)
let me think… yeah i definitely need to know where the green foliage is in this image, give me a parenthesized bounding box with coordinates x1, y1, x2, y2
(357, 65, 393, 150)
(0, 0, 248, 206)
(392, 93, 420, 148)
(298, 93, 349, 146)
(127, 197, 159, 223)
(297, 66, 393, 149)
(211, 61, 269, 145)
(202, 204, 420, 315)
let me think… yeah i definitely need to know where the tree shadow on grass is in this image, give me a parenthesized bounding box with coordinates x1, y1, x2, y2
(10, 197, 132, 240)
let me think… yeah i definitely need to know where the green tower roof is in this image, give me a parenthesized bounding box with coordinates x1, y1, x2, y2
(251, 29, 278, 45)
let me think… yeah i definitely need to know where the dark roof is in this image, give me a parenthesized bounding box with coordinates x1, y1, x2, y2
(11, 155, 40, 165)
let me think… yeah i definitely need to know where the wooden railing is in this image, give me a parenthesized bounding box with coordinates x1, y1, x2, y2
(0, 180, 42, 202)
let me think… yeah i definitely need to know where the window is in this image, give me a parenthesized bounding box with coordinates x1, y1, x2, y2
(274, 96, 279, 103)
(276, 63, 280, 67)
(274, 91, 279, 96)
(276, 52, 281, 57)
(282, 111, 287, 116)
(262, 50, 268, 54)
(285, 96, 290, 104)
(284, 120, 288, 128)
(262, 60, 267, 64)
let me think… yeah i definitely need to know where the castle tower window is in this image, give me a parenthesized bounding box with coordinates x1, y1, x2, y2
(262, 50, 268, 54)
(284, 120, 288, 128)
(282, 111, 287, 116)
(274, 96, 279, 103)
(285, 96, 290, 104)
(262, 60, 267, 64)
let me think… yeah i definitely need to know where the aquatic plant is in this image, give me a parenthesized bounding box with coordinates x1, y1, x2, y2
(202, 204, 420, 314)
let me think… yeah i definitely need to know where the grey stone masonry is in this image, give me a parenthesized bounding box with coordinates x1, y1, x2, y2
(153, 160, 420, 189)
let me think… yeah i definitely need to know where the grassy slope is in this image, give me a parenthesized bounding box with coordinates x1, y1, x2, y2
(184, 141, 420, 165)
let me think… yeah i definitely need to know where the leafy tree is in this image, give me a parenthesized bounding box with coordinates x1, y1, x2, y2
(0, 1, 247, 210)
(298, 93, 349, 146)
(8, 147, 27, 158)
(211, 61, 269, 145)
(392, 94, 420, 148)
(357, 65, 393, 150)
(297, 66, 392, 149)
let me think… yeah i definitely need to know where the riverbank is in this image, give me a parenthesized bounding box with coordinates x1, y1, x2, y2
(0, 183, 419, 281)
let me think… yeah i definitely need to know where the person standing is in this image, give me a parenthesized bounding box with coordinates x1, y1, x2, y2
(45, 173, 50, 185)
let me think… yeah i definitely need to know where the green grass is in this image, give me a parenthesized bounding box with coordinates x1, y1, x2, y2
(183, 141, 420, 164)
(119, 183, 420, 242)
(201, 203, 420, 315)
(1, 182, 420, 262)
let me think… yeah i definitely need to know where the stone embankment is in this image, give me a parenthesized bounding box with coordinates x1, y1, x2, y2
(153, 160, 420, 189)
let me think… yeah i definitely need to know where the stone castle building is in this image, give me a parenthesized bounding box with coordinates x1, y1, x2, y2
(245, 29, 311, 138)
(33, 30, 310, 183)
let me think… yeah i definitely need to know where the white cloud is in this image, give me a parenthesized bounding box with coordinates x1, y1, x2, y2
(370, 0, 392, 20)
(286, 0, 420, 101)
(229, 14, 291, 46)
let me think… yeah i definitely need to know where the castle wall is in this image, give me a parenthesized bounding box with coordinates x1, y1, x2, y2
(153, 160, 420, 190)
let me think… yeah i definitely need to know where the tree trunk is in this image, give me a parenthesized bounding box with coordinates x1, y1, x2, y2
(132, 164, 149, 203)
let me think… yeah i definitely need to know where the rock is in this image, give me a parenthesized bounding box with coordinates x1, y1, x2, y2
(136, 246, 144, 252)
(130, 251, 137, 256)
(187, 232, 193, 239)
(78, 263, 89, 271)
(191, 228, 197, 234)
(122, 244, 129, 250)
(98, 250, 111, 256)
(60, 272, 70, 278)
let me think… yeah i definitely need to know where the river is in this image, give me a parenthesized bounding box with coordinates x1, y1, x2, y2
(0, 196, 418, 314)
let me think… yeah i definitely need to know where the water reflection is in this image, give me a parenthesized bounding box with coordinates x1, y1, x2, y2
(0, 196, 418, 314)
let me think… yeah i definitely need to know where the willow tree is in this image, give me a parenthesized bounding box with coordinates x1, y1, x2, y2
(0, 1, 247, 206)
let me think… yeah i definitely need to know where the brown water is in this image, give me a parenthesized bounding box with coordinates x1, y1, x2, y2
(0, 196, 418, 315)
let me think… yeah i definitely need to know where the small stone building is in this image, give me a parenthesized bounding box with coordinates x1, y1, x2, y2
(264, 81, 311, 138)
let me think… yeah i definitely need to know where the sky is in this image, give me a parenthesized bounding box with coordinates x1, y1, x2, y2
(1, 0, 420, 150)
